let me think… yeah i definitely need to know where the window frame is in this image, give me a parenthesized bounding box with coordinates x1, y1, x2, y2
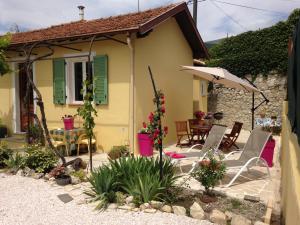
(65, 53, 95, 105)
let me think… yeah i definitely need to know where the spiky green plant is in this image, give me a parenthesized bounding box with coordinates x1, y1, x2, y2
(85, 165, 119, 209)
(4, 153, 25, 171)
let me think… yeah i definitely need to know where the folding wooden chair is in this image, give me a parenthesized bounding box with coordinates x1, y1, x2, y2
(175, 121, 191, 147)
(221, 121, 243, 151)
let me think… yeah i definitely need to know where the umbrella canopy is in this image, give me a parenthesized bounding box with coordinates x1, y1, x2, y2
(181, 66, 259, 92)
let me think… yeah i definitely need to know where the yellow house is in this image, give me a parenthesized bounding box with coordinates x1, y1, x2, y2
(0, 2, 208, 153)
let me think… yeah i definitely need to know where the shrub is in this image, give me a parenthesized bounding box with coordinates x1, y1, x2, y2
(86, 165, 119, 209)
(70, 169, 87, 182)
(191, 152, 226, 195)
(24, 145, 58, 173)
(0, 141, 12, 168)
(4, 153, 25, 172)
(107, 145, 130, 160)
(87, 156, 180, 209)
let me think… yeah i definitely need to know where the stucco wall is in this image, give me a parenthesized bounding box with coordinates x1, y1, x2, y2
(35, 39, 131, 151)
(0, 72, 13, 133)
(135, 18, 206, 152)
(208, 73, 286, 130)
(281, 101, 300, 225)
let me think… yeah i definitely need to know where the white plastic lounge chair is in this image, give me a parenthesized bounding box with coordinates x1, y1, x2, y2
(164, 125, 227, 173)
(221, 127, 271, 187)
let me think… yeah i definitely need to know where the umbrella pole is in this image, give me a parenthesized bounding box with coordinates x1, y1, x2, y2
(244, 77, 270, 130)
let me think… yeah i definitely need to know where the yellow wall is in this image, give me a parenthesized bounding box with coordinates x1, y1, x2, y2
(35, 38, 131, 151)
(281, 101, 300, 225)
(0, 71, 13, 133)
(135, 18, 204, 151)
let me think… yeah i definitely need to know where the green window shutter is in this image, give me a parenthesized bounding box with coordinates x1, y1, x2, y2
(53, 58, 66, 105)
(93, 55, 108, 105)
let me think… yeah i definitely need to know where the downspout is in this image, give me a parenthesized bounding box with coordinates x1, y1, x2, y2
(127, 33, 136, 155)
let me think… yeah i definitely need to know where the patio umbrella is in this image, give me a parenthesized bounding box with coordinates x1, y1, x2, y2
(181, 66, 259, 92)
(181, 66, 269, 129)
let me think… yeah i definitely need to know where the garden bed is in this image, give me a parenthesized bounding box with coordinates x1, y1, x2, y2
(174, 188, 267, 222)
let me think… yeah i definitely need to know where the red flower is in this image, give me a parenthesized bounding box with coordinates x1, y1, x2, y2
(164, 126, 168, 134)
(142, 122, 147, 128)
(161, 107, 165, 113)
(148, 112, 154, 122)
(161, 94, 165, 100)
(161, 100, 165, 105)
(157, 139, 161, 144)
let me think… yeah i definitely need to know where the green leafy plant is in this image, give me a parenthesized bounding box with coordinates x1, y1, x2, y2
(77, 78, 98, 170)
(86, 165, 119, 209)
(108, 145, 130, 160)
(191, 152, 226, 195)
(0, 34, 11, 76)
(24, 145, 58, 173)
(87, 156, 180, 209)
(28, 124, 44, 144)
(0, 141, 12, 168)
(70, 169, 87, 181)
(207, 9, 300, 78)
(4, 153, 25, 171)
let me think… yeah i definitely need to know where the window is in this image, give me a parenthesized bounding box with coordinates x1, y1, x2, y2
(66, 58, 93, 104)
(200, 81, 207, 96)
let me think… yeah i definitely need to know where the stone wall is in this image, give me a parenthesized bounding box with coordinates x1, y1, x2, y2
(208, 73, 287, 130)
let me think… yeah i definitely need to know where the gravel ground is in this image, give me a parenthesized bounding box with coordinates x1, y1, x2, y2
(0, 174, 214, 225)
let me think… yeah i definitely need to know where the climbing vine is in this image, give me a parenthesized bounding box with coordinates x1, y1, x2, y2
(207, 9, 300, 77)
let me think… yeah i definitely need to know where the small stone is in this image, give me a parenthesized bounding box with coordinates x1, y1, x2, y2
(125, 196, 134, 204)
(161, 205, 172, 213)
(231, 215, 251, 225)
(16, 170, 24, 176)
(172, 206, 186, 216)
(71, 176, 81, 185)
(244, 194, 260, 202)
(209, 209, 226, 225)
(33, 173, 44, 179)
(190, 202, 205, 220)
(254, 221, 268, 225)
(132, 208, 140, 212)
(118, 205, 133, 211)
(144, 208, 157, 213)
(225, 211, 234, 221)
(75, 197, 87, 205)
(107, 203, 118, 210)
(69, 189, 83, 197)
(49, 177, 55, 181)
(150, 200, 163, 209)
(64, 185, 75, 192)
(44, 173, 50, 180)
(139, 203, 150, 210)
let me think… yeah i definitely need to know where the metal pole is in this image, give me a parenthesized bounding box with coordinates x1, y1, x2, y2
(252, 92, 255, 130)
(148, 66, 163, 180)
(193, 0, 198, 25)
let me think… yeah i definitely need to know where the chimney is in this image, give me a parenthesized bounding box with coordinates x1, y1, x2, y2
(78, 5, 85, 20)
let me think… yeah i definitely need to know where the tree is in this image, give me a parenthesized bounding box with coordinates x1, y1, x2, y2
(0, 34, 11, 76)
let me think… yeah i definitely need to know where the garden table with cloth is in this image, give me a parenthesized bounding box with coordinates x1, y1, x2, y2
(190, 124, 212, 144)
(50, 128, 86, 156)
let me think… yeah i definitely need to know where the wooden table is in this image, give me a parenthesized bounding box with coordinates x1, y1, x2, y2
(190, 125, 212, 144)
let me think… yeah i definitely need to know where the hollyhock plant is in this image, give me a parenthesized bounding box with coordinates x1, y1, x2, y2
(139, 90, 168, 150)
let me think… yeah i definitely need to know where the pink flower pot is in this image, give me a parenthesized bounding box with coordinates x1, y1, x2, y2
(63, 118, 74, 130)
(137, 133, 153, 157)
(261, 138, 275, 167)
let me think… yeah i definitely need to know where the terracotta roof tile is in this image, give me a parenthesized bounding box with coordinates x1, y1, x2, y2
(10, 3, 181, 45)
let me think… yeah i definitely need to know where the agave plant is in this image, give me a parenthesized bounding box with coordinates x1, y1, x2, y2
(85, 165, 119, 209)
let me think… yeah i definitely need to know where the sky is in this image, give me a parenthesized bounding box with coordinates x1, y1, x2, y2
(0, 0, 299, 41)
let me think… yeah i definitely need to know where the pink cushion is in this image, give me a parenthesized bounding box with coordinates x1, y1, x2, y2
(164, 151, 186, 159)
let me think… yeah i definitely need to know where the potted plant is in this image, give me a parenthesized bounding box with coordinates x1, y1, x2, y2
(138, 91, 168, 156)
(61, 115, 75, 130)
(194, 110, 206, 125)
(191, 151, 226, 203)
(0, 118, 8, 138)
(49, 165, 71, 186)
